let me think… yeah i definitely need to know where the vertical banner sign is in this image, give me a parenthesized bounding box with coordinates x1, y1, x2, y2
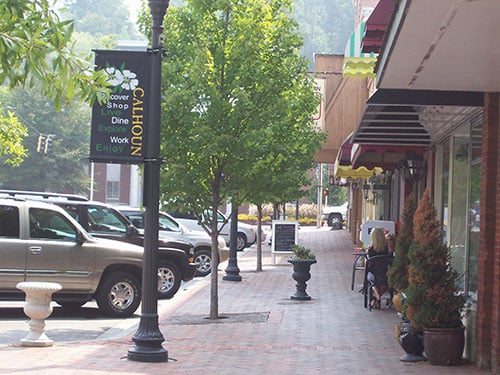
(90, 50, 151, 164)
(312, 78, 325, 132)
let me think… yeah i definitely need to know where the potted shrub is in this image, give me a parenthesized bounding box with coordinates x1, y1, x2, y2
(405, 189, 466, 366)
(387, 192, 416, 304)
(288, 244, 316, 300)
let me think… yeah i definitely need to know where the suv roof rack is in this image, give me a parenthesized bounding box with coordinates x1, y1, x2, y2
(0, 190, 89, 202)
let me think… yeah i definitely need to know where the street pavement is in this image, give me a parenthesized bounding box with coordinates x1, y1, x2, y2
(0, 226, 491, 374)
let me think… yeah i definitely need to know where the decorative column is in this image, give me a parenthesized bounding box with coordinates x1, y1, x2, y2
(16, 282, 62, 347)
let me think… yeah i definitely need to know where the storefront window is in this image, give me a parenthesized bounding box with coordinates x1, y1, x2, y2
(440, 142, 449, 242)
(467, 124, 481, 298)
(444, 120, 481, 296)
(449, 131, 469, 290)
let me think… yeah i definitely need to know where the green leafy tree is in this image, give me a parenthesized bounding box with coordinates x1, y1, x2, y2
(0, 107, 27, 166)
(0, 0, 109, 107)
(141, 0, 323, 318)
(62, 0, 139, 39)
(0, 88, 91, 193)
(293, 0, 353, 67)
(0, 0, 110, 164)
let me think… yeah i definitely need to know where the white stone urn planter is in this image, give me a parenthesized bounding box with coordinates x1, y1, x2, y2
(16, 282, 62, 347)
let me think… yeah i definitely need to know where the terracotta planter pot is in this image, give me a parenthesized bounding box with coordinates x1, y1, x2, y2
(423, 326, 465, 366)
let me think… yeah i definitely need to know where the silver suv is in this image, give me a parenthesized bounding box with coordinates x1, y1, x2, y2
(0, 197, 193, 317)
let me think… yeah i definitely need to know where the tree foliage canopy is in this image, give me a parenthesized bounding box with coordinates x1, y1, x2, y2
(0, 87, 91, 193)
(155, 0, 324, 215)
(0, 0, 110, 108)
(0, 0, 111, 165)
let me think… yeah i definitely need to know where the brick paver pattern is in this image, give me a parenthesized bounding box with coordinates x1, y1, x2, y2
(0, 227, 490, 374)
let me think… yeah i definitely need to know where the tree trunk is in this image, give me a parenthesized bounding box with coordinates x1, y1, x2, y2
(209, 190, 220, 320)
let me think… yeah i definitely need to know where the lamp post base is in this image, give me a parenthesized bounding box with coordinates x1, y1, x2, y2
(127, 313, 168, 363)
(223, 262, 242, 281)
(127, 346, 169, 363)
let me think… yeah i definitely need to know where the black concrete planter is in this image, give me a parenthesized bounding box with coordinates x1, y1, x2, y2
(397, 320, 426, 362)
(288, 258, 317, 300)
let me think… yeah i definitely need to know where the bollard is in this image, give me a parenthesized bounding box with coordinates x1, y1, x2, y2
(16, 282, 62, 347)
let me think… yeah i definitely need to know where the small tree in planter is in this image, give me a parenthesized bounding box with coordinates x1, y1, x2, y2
(405, 188, 466, 366)
(288, 245, 316, 300)
(388, 192, 416, 294)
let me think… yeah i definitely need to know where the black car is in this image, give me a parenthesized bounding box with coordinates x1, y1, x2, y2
(0, 190, 196, 299)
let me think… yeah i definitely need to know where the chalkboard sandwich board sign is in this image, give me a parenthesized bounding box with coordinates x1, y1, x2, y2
(271, 221, 298, 263)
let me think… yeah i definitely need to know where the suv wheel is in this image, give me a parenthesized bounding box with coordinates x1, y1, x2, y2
(194, 248, 212, 277)
(157, 261, 181, 299)
(327, 213, 343, 229)
(95, 271, 141, 317)
(236, 232, 247, 251)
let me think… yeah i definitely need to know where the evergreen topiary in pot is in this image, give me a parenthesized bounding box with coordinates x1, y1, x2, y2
(404, 189, 466, 366)
(387, 192, 416, 293)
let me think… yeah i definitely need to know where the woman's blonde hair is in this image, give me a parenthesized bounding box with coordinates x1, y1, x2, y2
(370, 227, 387, 252)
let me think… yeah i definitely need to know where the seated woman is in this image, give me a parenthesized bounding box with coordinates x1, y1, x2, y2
(366, 227, 393, 309)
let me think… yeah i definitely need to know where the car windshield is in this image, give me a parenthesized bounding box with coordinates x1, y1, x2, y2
(159, 214, 180, 232)
(87, 206, 127, 234)
(204, 209, 226, 224)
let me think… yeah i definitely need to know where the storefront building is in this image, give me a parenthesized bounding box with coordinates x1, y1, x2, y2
(315, 0, 499, 371)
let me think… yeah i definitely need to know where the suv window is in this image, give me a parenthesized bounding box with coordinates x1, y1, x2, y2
(124, 212, 181, 233)
(159, 214, 181, 232)
(126, 213, 144, 229)
(29, 207, 77, 241)
(87, 206, 127, 235)
(0, 205, 20, 238)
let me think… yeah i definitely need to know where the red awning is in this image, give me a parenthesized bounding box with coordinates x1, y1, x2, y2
(351, 144, 425, 170)
(361, 0, 395, 54)
(336, 133, 353, 166)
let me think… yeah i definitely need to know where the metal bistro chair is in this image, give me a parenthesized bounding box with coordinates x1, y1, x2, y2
(351, 248, 367, 291)
(362, 254, 394, 311)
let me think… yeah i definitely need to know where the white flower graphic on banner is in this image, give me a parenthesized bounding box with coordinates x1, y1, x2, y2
(104, 66, 139, 91)
(120, 70, 138, 90)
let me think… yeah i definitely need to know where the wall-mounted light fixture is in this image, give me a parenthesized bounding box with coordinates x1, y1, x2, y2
(361, 181, 375, 203)
(398, 150, 427, 181)
(361, 171, 392, 205)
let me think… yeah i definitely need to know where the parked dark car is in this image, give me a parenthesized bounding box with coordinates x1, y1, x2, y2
(118, 207, 229, 277)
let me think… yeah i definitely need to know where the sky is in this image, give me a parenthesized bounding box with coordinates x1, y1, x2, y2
(124, 0, 140, 23)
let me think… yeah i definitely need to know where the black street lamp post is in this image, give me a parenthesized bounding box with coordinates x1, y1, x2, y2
(223, 205, 242, 281)
(127, 0, 170, 363)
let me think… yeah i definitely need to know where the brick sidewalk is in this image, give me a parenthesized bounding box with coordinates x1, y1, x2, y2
(0, 227, 490, 374)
